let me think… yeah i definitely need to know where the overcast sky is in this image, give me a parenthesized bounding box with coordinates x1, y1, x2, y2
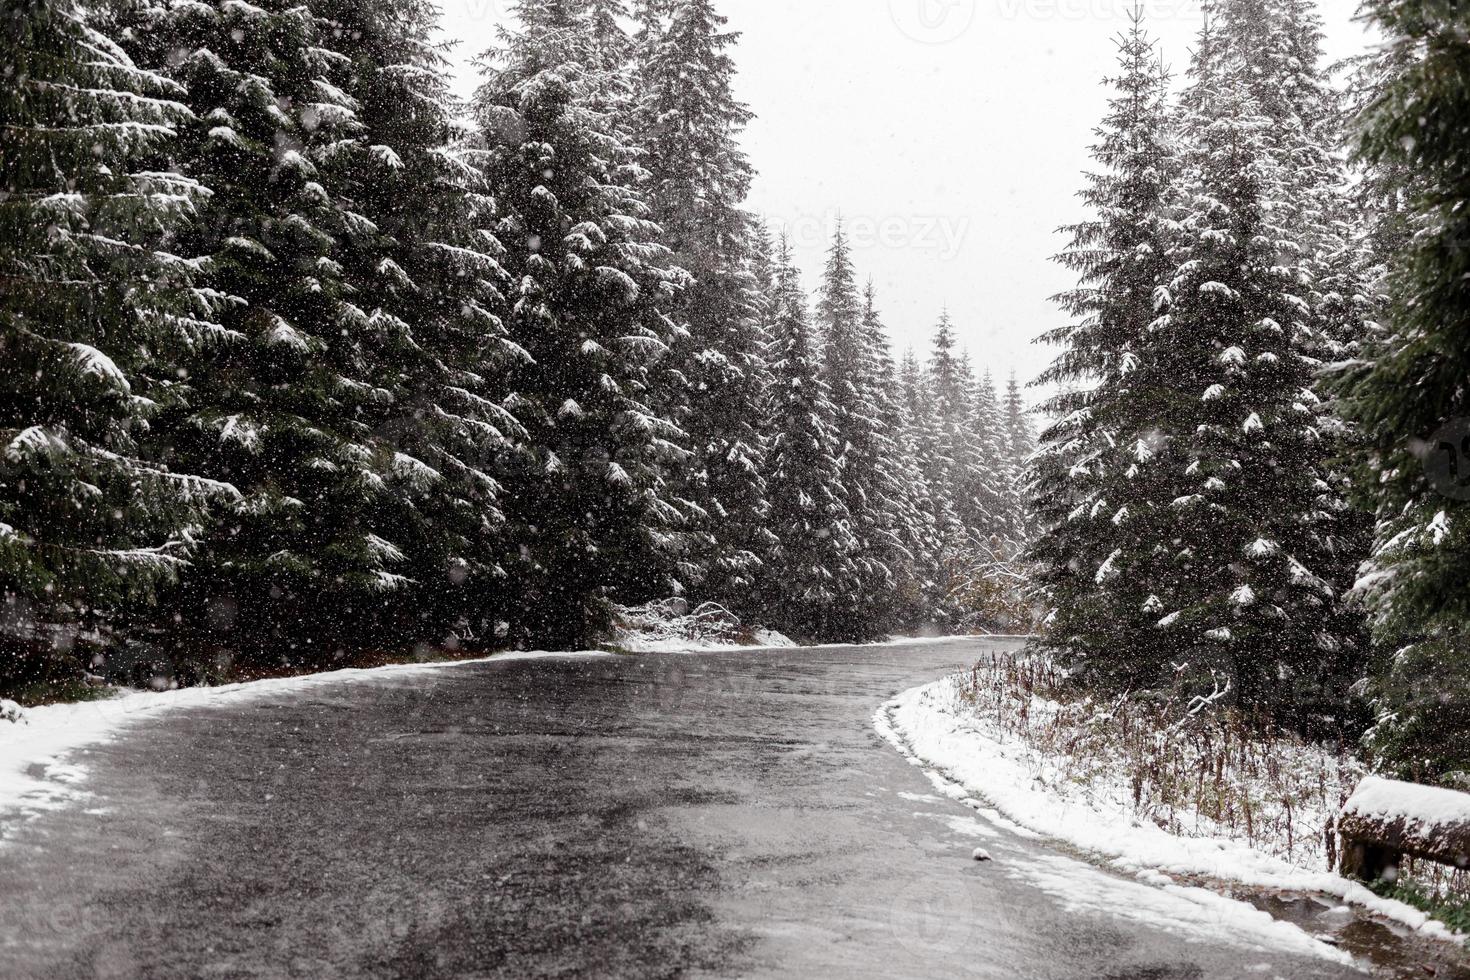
(437, 0, 1373, 397)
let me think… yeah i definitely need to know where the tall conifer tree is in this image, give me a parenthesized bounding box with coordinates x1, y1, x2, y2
(1337, 0, 1470, 781)
(475, 1, 687, 649)
(118, 0, 402, 669)
(817, 226, 901, 638)
(312, 0, 523, 647)
(1030, 10, 1176, 686)
(633, 0, 772, 613)
(0, 0, 235, 684)
(1091, 13, 1349, 718)
(760, 239, 858, 641)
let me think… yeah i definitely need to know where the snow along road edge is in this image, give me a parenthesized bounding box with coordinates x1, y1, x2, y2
(0, 650, 613, 837)
(874, 675, 1465, 951)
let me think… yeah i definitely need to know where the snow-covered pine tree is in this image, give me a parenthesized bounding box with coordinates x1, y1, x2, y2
(1002, 374, 1033, 475)
(928, 312, 995, 547)
(118, 0, 419, 668)
(967, 368, 1013, 546)
(1107, 26, 1347, 718)
(905, 325, 964, 623)
(1199, 0, 1370, 728)
(311, 0, 523, 648)
(746, 218, 778, 309)
(0, 0, 235, 687)
(861, 283, 925, 631)
(1029, 10, 1176, 688)
(759, 238, 859, 642)
(896, 349, 949, 628)
(633, 0, 773, 616)
(816, 225, 901, 639)
(475, 1, 688, 650)
(1336, 0, 1470, 782)
(584, 0, 635, 73)
(1002, 372, 1035, 534)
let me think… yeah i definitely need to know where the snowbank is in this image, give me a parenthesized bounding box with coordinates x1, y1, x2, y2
(1344, 776, 1470, 835)
(611, 600, 798, 653)
(875, 674, 1465, 944)
(610, 596, 1004, 654)
(0, 651, 610, 836)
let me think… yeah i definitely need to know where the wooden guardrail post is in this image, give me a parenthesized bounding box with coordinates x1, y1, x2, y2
(1338, 776, 1470, 883)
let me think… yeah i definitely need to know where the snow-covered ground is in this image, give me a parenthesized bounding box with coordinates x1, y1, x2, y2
(875, 672, 1466, 945)
(0, 651, 611, 838)
(610, 600, 796, 653)
(616, 628, 799, 655)
(610, 596, 1005, 655)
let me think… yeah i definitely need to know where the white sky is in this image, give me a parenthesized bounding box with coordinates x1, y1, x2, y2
(437, 0, 1373, 396)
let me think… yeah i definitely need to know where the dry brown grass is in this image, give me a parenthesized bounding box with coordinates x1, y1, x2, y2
(955, 654, 1368, 871)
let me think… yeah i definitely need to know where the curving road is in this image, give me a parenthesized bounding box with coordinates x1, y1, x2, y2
(0, 639, 1452, 979)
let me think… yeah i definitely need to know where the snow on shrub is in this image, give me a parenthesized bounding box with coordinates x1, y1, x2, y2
(610, 600, 795, 653)
(953, 654, 1367, 871)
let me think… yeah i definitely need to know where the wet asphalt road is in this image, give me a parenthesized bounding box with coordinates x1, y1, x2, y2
(0, 638, 1407, 979)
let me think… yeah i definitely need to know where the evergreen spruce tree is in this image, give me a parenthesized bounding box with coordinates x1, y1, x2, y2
(893, 350, 947, 627)
(1197, 0, 1370, 726)
(759, 239, 859, 642)
(906, 327, 964, 622)
(117, 0, 414, 670)
(861, 283, 923, 631)
(585, 0, 634, 73)
(1002, 372, 1035, 535)
(1029, 10, 1176, 686)
(816, 226, 900, 638)
(1104, 28, 1346, 717)
(633, 0, 773, 614)
(312, 0, 523, 648)
(967, 368, 1012, 545)
(475, 1, 687, 649)
(0, 0, 235, 687)
(929, 312, 992, 545)
(1336, 0, 1470, 782)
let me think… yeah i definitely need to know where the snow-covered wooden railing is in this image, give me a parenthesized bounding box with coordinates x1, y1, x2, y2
(1337, 776, 1470, 882)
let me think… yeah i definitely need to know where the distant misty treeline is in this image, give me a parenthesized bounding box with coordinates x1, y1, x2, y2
(0, 0, 1033, 694)
(1031, 0, 1470, 783)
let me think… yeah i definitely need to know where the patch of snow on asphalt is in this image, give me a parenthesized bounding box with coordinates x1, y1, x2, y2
(944, 816, 1000, 840)
(898, 791, 943, 803)
(0, 651, 611, 836)
(1015, 851, 1347, 961)
(875, 676, 1462, 951)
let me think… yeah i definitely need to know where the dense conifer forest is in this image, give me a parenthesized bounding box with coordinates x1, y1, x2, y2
(5, 0, 1470, 789)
